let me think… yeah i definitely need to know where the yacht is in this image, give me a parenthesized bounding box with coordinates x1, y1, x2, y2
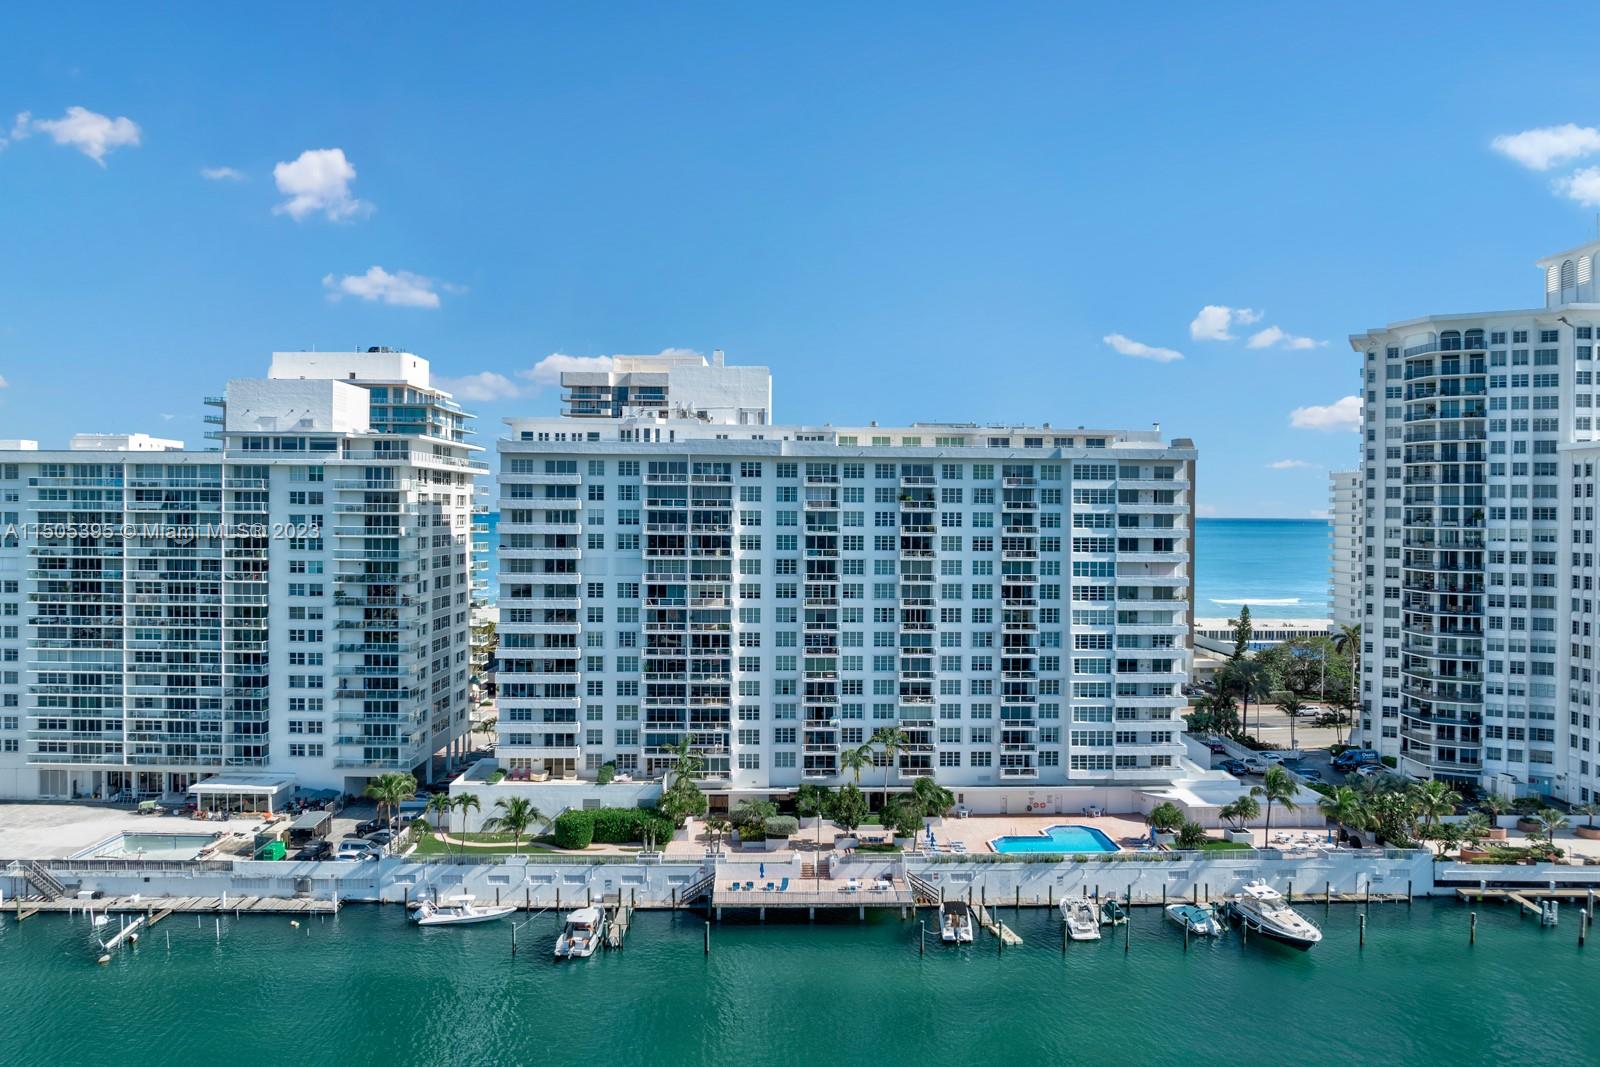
(410, 895, 517, 927)
(1061, 899, 1102, 941)
(1165, 902, 1224, 937)
(1224, 881, 1322, 950)
(940, 901, 975, 943)
(554, 906, 607, 959)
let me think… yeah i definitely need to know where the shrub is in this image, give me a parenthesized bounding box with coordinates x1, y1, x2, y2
(553, 810, 594, 850)
(552, 807, 672, 850)
(1380, 755, 1398, 768)
(596, 762, 616, 786)
(764, 815, 799, 839)
(486, 770, 506, 785)
(1147, 802, 1185, 832)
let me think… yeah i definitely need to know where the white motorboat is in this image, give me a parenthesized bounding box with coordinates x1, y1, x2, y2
(940, 901, 975, 944)
(1224, 881, 1322, 950)
(410, 895, 516, 927)
(1165, 902, 1224, 937)
(554, 906, 607, 959)
(1061, 899, 1102, 941)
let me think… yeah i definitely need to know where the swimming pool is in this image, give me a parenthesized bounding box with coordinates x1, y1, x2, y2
(989, 825, 1120, 855)
(78, 832, 221, 860)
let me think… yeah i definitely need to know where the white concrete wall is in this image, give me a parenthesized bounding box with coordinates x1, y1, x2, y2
(270, 351, 431, 388)
(225, 378, 371, 434)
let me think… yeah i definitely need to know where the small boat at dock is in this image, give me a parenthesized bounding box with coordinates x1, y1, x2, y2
(554, 907, 606, 959)
(940, 901, 975, 943)
(1061, 899, 1102, 941)
(1099, 899, 1128, 926)
(410, 895, 516, 927)
(1222, 881, 1322, 950)
(1165, 903, 1224, 937)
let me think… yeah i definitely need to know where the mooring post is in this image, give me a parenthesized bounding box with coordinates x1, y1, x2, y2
(1470, 911, 1477, 945)
(1581, 910, 1589, 949)
(1359, 913, 1366, 948)
(1062, 920, 1068, 954)
(1407, 879, 1413, 906)
(496, 888, 501, 906)
(704, 921, 710, 955)
(1184, 923, 1189, 952)
(1015, 886, 1021, 912)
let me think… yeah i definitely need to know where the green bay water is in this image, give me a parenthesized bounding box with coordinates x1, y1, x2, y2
(2, 901, 1591, 1066)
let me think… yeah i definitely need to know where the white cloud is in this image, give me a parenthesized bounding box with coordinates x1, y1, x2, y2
(200, 165, 244, 181)
(1492, 123, 1600, 171)
(1556, 166, 1600, 207)
(1195, 503, 1219, 518)
(1103, 333, 1182, 363)
(1308, 508, 1331, 520)
(1248, 325, 1325, 350)
(273, 148, 368, 221)
(1267, 459, 1316, 470)
(322, 266, 442, 308)
(14, 106, 140, 165)
(1289, 395, 1362, 432)
(436, 371, 523, 403)
(1189, 305, 1261, 341)
(0, 375, 10, 388)
(519, 353, 616, 389)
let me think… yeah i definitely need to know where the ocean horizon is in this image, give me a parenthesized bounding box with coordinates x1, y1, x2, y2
(481, 514, 1332, 622)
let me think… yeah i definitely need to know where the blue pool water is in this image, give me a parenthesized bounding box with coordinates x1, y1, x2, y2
(989, 824, 1120, 855)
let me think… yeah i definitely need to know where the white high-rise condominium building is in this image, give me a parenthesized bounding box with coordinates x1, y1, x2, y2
(1351, 240, 1600, 800)
(496, 352, 1198, 807)
(1328, 470, 1362, 630)
(0, 349, 484, 802)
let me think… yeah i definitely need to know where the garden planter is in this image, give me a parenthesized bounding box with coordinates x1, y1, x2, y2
(834, 836, 859, 850)
(1515, 818, 1543, 834)
(1153, 831, 1177, 847)
(1224, 829, 1254, 844)
(1457, 846, 1490, 861)
(1574, 825, 1600, 841)
(1485, 827, 1508, 840)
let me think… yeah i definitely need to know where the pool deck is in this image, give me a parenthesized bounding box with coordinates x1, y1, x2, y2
(0, 804, 267, 859)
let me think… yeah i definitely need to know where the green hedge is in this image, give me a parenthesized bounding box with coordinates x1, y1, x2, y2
(764, 815, 798, 838)
(553, 807, 673, 850)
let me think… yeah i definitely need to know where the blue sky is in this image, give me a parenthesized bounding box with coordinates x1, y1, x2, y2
(5, 3, 1600, 516)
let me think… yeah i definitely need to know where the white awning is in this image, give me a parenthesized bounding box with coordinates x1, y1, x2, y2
(188, 773, 296, 797)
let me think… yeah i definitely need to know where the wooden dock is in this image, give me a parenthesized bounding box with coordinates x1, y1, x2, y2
(972, 903, 1023, 945)
(605, 896, 631, 948)
(20, 895, 339, 916)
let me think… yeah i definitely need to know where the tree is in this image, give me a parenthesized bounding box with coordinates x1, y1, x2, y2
(1332, 622, 1361, 704)
(424, 791, 455, 856)
(733, 797, 779, 843)
(831, 783, 868, 834)
(1146, 801, 1185, 833)
(840, 743, 873, 788)
(659, 738, 709, 827)
(1431, 821, 1465, 857)
(1536, 807, 1569, 846)
(1572, 802, 1600, 829)
(1231, 606, 1253, 660)
(871, 726, 907, 809)
(1459, 812, 1492, 850)
(879, 795, 925, 842)
(910, 776, 954, 819)
(452, 792, 481, 841)
(1476, 792, 1510, 818)
(795, 784, 831, 859)
(1175, 821, 1210, 850)
(1409, 780, 1460, 842)
(1219, 794, 1260, 831)
(364, 772, 417, 839)
(1277, 694, 1307, 752)
(481, 796, 543, 855)
(704, 814, 732, 853)
(1251, 765, 1299, 837)
(1317, 785, 1368, 843)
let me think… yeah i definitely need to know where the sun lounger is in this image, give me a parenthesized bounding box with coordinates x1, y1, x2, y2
(778, 878, 789, 892)
(845, 878, 861, 893)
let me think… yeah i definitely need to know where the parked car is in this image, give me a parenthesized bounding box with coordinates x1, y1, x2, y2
(365, 829, 396, 847)
(1353, 764, 1385, 780)
(354, 818, 383, 836)
(1205, 739, 1229, 755)
(1261, 752, 1293, 765)
(1238, 756, 1268, 775)
(1298, 769, 1323, 783)
(1218, 758, 1250, 776)
(295, 839, 333, 861)
(336, 837, 376, 860)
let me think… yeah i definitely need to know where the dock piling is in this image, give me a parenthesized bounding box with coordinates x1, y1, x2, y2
(1359, 913, 1366, 948)
(704, 920, 710, 955)
(1470, 911, 1477, 945)
(920, 921, 925, 957)
(1581, 910, 1589, 949)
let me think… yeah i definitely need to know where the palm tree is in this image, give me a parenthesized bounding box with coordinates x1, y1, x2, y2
(1572, 802, 1600, 830)
(733, 797, 778, 845)
(795, 783, 831, 858)
(1317, 785, 1368, 844)
(481, 796, 543, 855)
(871, 726, 907, 810)
(364, 772, 416, 837)
(704, 814, 732, 853)
(1251, 765, 1299, 838)
(424, 791, 454, 856)
(1536, 807, 1569, 846)
(1332, 622, 1361, 698)
(1219, 795, 1261, 832)
(1409, 780, 1460, 845)
(841, 742, 873, 789)
(910, 776, 954, 819)
(1277, 694, 1307, 752)
(452, 792, 481, 844)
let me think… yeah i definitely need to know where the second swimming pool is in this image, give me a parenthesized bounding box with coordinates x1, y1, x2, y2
(989, 824, 1120, 855)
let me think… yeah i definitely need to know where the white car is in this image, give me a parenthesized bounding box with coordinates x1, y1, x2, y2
(1261, 752, 1293, 765)
(1238, 756, 1268, 774)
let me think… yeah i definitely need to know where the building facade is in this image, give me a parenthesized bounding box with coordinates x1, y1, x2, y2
(496, 353, 1197, 804)
(1351, 241, 1600, 800)
(1328, 470, 1363, 630)
(0, 350, 483, 801)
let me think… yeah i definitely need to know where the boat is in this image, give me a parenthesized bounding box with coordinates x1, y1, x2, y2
(554, 906, 607, 958)
(1099, 899, 1128, 926)
(1061, 899, 1102, 941)
(940, 901, 975, 944)
(1165, 902, 1224, 937)
(410, 895, 516, 927)
(1223, 881, 1322, 950)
